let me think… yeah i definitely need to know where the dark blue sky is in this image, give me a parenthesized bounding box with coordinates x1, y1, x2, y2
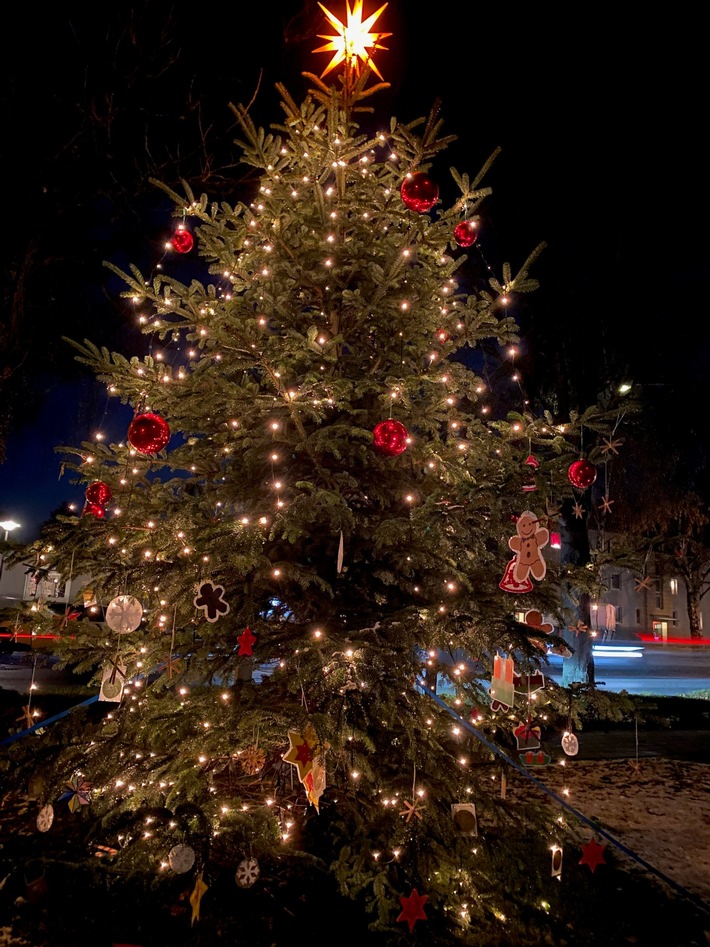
(1, 1, 707, 540)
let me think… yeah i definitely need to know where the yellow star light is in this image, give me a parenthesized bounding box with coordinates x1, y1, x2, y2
(314, 1, 391, 80)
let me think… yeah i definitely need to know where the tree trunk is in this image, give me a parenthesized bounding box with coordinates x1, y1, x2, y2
(684, 579, 704, 640)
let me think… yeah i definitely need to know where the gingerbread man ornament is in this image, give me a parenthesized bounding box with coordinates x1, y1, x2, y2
(500, 511, 549, 593)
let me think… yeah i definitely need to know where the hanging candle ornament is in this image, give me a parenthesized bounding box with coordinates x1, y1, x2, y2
(85, 481, 112, 506)
(127, 412, 171, 455)
(568, 458, 597, 490)
(372, 419, 409, 457)
(170, 227, 194, 254)
(82, 502, 106, 519)
(522, 454, 539, 493)
(453, 219, 479, 247)
(400, 172, 439, 213)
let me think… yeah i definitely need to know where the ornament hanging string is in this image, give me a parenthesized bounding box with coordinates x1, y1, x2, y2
(415, 676, 709, 916)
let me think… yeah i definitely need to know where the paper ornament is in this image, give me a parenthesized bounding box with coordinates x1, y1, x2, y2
(504, 510, 549, 587)
(189, 871, 209, 925)
(303, 758, 326, 811)
(36, 804, 54, 833)
(237, 626, 256, 656)
(99, 661, 127, 702)
(337, 529, 344, 573)
(551, 845, 563, 878)
(451, 803, 478, 836)
(168, 843, 196, 874)
(193, 581, 230, 622)
(561, 731, 580, 756)
(105, 595, 143, 634)
(513, 722, 541, 751)
(579, 838, 607, 873)
(235, 857, 260, 888)
(520, 749, 551, 767)
(396, 888, 429, 933)
(282, 724, 321, 783)
(61, 775, 91, 812)
(498, 556, 533, 594)
(522, 454, 539, 492)
(489, 653, 515, 712)
(513, 670, 545, 695)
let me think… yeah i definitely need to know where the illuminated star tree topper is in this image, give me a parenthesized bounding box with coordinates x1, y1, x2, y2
(314, 1, 391, 81)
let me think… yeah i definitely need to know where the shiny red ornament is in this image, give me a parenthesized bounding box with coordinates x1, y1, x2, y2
(127, 412, 171, 455)
(85, 481, 112, 506)
(454, 219, 479, 247)
(170, 228, 194, 254)
(568, 458, 597, 490)
(372, 419, 409, 457)
(400, 172, 439, 213)
(82, 502, 106, 519)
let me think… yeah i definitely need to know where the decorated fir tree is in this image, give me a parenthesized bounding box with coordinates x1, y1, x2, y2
(1, 6, 657, 946)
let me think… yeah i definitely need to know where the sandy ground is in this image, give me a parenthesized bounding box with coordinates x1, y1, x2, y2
(504, 753, 710, 907)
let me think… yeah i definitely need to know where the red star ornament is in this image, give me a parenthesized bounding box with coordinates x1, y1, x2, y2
(237, 626, 256, 656)
(579, 837, 607, 873)
(397, 888, 428, 933)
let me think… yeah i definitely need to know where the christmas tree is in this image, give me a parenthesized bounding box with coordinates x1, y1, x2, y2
(3, 6, 679, 946)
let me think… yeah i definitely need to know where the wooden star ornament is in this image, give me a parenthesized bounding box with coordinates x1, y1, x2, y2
(598, 495, 615, 514)
(635, 576, 654, 592)
(572, 501, 585, 519)
(601, 436, 623, 455)
(399, 798, 426, 823)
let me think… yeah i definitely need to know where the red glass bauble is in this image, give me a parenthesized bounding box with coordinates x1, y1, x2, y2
(568, 458, 597, 490)
(453, 219, 479, 247)
(82, 502, 106, 519)
(372, 419, 409, 457)
(85, 480, 112, 505)
(128, 412, 171, 455)
(400, 172, 439, 213)
(171, 229, 194, 254)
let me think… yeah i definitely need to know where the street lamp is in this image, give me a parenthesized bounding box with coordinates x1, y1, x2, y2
(0, 519, 21, 584)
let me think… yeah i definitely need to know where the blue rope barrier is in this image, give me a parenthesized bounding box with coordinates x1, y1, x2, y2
(1, 694, 99, 746)
(415, 676, 710, 916)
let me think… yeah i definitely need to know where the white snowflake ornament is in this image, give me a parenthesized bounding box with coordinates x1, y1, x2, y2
(235, 857, 260, 888)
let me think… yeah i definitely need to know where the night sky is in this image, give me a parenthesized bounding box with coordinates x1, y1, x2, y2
(1, 1, 707, 539)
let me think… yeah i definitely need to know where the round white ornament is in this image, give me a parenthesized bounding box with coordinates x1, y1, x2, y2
(36, 804, 54, 833)
(561, 731, 579, 756)
(235, 857, 260, 888)
(168, 843, 195, 874)
(105, 595, 143, 634)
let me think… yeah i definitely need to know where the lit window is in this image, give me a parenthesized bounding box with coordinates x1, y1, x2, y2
(670, 578, 678, 595)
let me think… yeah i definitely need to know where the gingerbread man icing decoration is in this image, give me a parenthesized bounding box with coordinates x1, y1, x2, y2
(499, 511, 548, 593)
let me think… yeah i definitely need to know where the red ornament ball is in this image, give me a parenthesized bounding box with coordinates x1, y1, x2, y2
(372, 419, 409, 457)
(453, 219, 479, 248)
(82, 502, 106, 519)
(85, 481, 112, 505)
(128, 412, 171, 455)
(568, 458, 597, 490)
(171, 228, 194, 254)
(400, 172, 439, 213)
